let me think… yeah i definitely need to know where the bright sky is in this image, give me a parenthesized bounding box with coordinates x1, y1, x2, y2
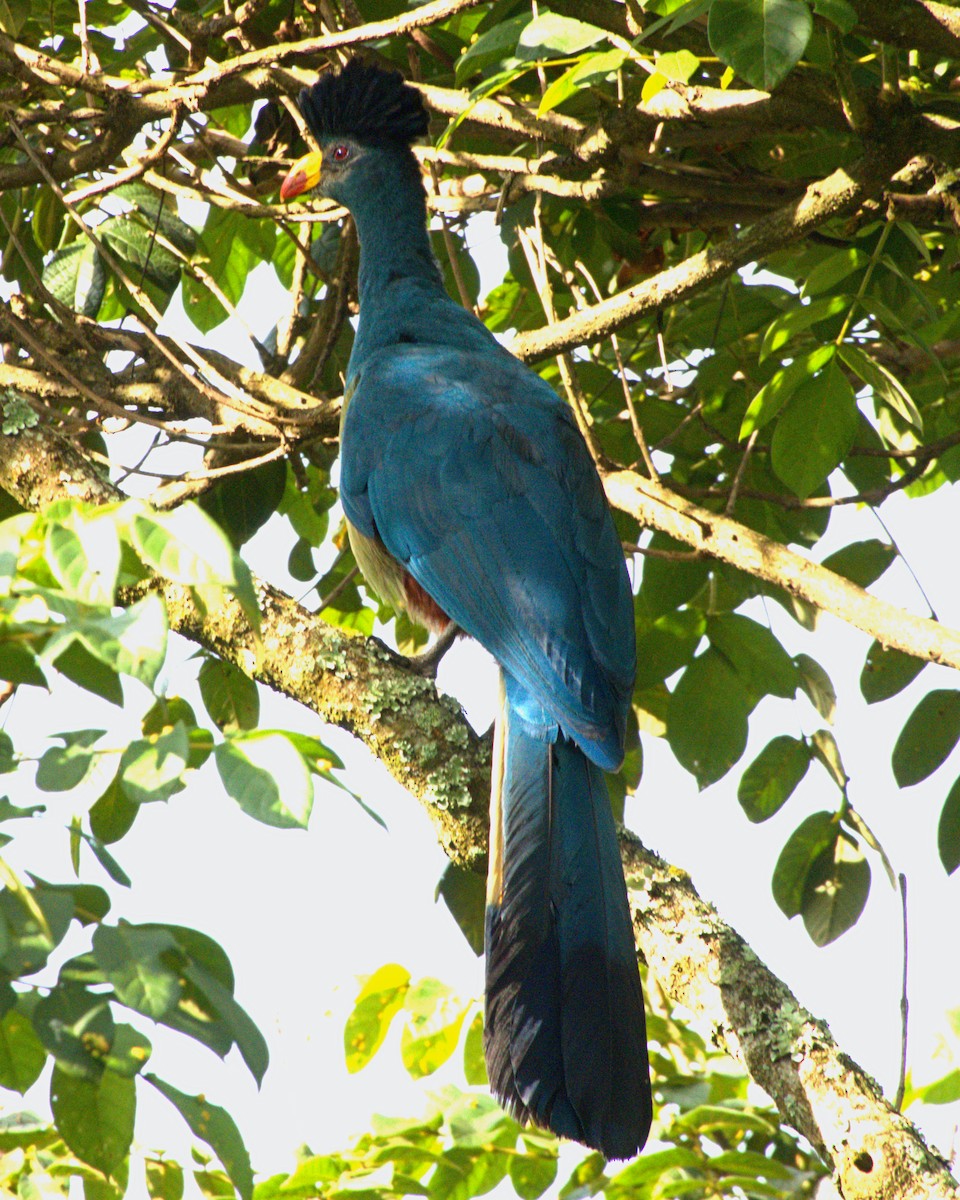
(1, 210, 958, 1197)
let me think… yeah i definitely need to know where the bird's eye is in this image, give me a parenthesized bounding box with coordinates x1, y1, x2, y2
(331, 144, 350, 162)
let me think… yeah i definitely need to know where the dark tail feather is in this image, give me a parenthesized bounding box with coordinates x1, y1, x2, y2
(484, 684, 652, 1159)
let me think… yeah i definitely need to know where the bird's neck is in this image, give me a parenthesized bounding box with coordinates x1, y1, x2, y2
(346, 148, 448, 373)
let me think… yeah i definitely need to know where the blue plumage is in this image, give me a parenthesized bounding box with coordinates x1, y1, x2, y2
(283, 60, 652, 1158)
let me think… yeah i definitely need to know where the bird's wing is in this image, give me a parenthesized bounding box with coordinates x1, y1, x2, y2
(339, 345, 635, 768)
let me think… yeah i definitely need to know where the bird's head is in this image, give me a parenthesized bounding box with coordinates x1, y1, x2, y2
(279, 59, 430, 205)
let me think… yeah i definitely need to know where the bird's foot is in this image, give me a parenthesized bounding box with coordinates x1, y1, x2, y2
(405, 623, 460, 678)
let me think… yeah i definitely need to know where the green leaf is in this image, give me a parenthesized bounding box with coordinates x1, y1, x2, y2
(400, 977, 469, 1080)
(918, 1067, 960, 1105)
(634, 609, 706, 689)
(667, 649, 752, 788)
(0, 640, 47, 688)
(801, 830, 870, 946)
(656, 48, 700, 82)
(892, 689, 960, 787)
(708, 0, 812, 90)
(147, 1076, 253, 1200)
(45, 517, 120, 606)
(838, 342, 923, 430)
(435, 862, 485, 957)
(538, 48, 627, 114)
(510, 1153, 558, 1200)
(54, 640, 124, 705)
(0, 734, 15, 775)
(101, 1022, 152, 1079)
(0, 794, 42, 818)
(759, 294, 848, 361)
(707, 613, 798, 700)
(430, 1146, 509, 1198)
(801, 246, 868, 297)
(860, 640, 926, 704)
(637, 532, 710, 619)
(811, 0, 856, 32)
(771, 358, 858, 498)
(99, 213, 180, 295)
(772, 810, 837, 918)
(462, 1011, 487, 1086)
(938, 776, 960, 875)
(51, 1062, 135, 1177)
(32, 983, 114, 1075)
(126, 503, 259, 630)
(76, 829, 132, 888)
(215, 731, 313, 829)
(119, 722, 190, 805)
(344, 964, 411, 1074)
(810, 728, 848, 791)
(739, 344, 835, 438)
(0, 0, 29, 37)
(198, 459, 287, 549)
(611, 1148, 703, 1188)
(112, 183, 197, 255)
(277, 465, 335, 547)
(92, 923, 180, 1020)
(822, 538, 896, 589)
(516, 12, 607, 60)
(30, 878, 110, 925)
(44, 594, 168, 689)
(36, 729, 106, 792)
(0, 1007, 46, 1093)
(181, 961, 268, 1086)
(42, 240, 105, 317)
(146, 1158, 185, 1200)
(198, 659, 259, 734)
(795, 652, 836, 723)
(455, 12, 534, 83)
(738, 735, 811, 822)
(90, 774, 140, 844)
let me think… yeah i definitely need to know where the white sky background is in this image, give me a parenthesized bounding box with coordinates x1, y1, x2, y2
(1, 209, 959, 1196)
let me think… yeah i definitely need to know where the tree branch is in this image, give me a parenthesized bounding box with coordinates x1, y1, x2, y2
(0, 418, 954, 1198)
(627, 836, 957, 1200)
(510, 134, 918, 362)
(849, 0, 960, 59)
(604, 471, 960, 670)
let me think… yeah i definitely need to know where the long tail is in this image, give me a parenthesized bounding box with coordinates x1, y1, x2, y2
(484, 681, 652, 1160)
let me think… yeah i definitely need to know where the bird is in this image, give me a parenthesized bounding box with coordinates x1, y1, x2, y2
(280, 58, 652, 1159)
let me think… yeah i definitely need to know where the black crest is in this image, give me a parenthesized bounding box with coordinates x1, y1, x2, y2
(297, 59, 430, 146)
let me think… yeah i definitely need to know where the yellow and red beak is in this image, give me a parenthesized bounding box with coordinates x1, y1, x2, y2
(279, 150, 323, 202)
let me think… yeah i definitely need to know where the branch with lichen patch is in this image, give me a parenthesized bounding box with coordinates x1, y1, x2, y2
(0, 418, 954, 1198)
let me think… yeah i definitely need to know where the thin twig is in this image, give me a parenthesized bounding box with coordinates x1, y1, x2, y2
(64, 107, 185, 206)
(516, 213, 604, 463)
(895, 873, 909, 1111)
(574, 256, 659, 480)
(7, 116, 275, 428)
(726, 428, 758, 515)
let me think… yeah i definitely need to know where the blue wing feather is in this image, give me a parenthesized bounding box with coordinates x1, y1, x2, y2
(340, 343, 635, 770)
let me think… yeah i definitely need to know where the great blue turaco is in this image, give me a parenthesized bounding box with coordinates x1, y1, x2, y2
(280, 59, 652, 1159)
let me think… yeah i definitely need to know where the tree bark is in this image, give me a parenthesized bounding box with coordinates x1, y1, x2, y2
(0, 419, 956, 1199)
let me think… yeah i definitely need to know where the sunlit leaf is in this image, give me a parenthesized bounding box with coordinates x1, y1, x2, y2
(214, 731, 313, 829)
(708, 0, 813, 90)
(344, 964, 411, 1074)
(51, 1062, 135, 1176)
(146, 1076, 252, 1200)
(801, 830, 870, 946)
